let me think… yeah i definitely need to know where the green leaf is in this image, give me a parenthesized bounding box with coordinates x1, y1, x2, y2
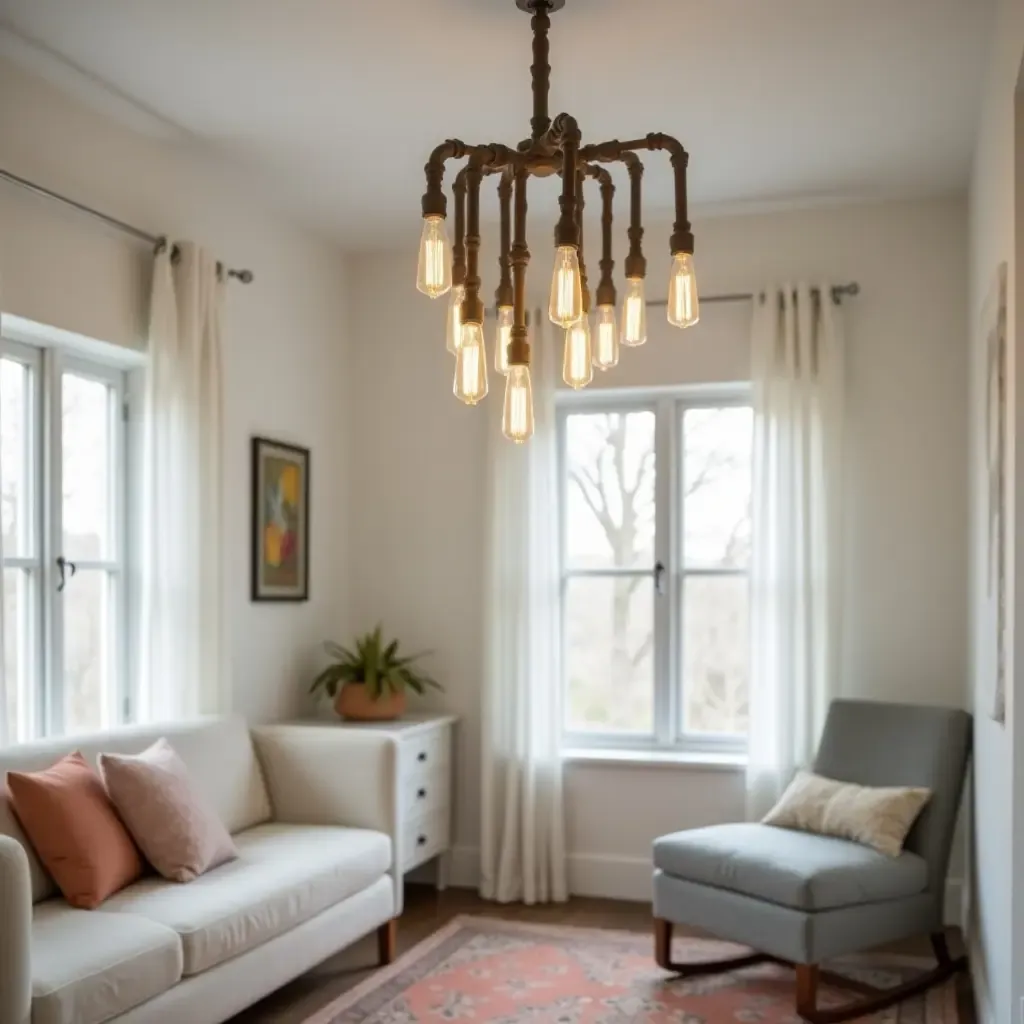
(309, 664, 345, 695)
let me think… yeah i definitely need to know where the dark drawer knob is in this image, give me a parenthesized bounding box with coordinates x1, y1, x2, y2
(417, 834, 427, 846)
(417, 752, 428, 763)
(417, 787, 427, 799)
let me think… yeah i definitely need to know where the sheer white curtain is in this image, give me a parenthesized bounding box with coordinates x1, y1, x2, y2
(139, 242, 226, 722)
(480, 314, 567, 904)
(747, 283, 845, 818)
(0, 311, 7, 746)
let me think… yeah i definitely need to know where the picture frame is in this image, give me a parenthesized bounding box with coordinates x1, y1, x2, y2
(983, 262, 1008, 723)
(251, 436, 310, 602)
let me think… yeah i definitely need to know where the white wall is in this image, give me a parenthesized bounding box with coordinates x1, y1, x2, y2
(967, 2, 1024, 1022)
(0, 57, 352, 723)
(347, 196, 970, 896)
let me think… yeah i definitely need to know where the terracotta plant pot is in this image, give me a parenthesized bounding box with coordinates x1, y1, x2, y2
(334, 683, 407, 722)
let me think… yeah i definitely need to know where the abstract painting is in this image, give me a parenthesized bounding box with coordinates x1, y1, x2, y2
(984, 263, 1008, 723)
(251, 437, 310, 602)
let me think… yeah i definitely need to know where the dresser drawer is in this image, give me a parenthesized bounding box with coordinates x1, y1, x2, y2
(400, 727, 451, 780)
(400, 770, 448, 816)
(402, 806, 451, 871)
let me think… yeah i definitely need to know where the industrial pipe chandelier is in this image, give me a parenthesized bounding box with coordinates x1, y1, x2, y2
(416, 0, 698, 442)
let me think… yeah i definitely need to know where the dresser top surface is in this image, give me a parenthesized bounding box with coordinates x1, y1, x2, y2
(284, 712, 458, 737)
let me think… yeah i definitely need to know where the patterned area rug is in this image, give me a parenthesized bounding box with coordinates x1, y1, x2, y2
(302, 916, 960, 1023)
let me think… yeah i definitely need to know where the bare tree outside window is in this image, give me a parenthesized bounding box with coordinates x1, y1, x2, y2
(561, 401, 752, 745)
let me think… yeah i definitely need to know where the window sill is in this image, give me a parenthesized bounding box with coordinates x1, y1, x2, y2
(561, 748, 747, 771)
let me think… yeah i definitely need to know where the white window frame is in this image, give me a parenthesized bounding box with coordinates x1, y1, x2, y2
(557, 384, 751, 757)
(1, 321, 135, 741)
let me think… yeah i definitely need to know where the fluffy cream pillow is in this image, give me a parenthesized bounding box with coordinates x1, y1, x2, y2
(762, 770, 932, 857)
(99, 739, 237, 882)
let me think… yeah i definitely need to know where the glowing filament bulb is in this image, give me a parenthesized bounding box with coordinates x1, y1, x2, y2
(548, 246, 583, 327)
(446, 285, 465, 354)
(621, 277, 647, 347)
(667, 252, 699, 328)
(416, 215, 452, 298)
(502, 364, 534, 443)
(494, 306, 513, 375)
(453, 322, 488, 405)
(593, 304, 619, 370)
(563, 316, 593, 389)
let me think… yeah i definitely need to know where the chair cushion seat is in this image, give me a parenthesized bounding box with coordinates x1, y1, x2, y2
(102, 823, 391, 975)
(31, 902, 182, 1024)
(653, 822, 929, 911)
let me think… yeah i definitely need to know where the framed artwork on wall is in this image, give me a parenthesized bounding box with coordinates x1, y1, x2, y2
(251, 436, 310, 602)
(984, 262, 1008, 723)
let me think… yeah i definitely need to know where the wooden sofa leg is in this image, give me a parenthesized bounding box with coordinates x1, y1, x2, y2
(654, 918, 672, 969)
(377, 919, 397, 966)
(796, 964, 820, 1019)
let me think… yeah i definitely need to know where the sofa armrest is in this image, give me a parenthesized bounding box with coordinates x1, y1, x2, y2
(252, 725, 402, 912)
(0, 835, 32, 1024)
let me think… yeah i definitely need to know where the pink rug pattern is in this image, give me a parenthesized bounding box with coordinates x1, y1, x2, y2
(305, 916, 960, 1024)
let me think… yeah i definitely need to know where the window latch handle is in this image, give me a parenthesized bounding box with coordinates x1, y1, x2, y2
(654, 560, 666, 596)
(56, 556, 77, 593)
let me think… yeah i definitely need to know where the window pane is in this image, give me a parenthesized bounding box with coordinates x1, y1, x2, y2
(1, 358, 30, 557)
(565, 411, 655, 571)
(4, 568, 32, 741)
(63, 569, 113, 735)
(682, 406, 753, 568)
(681, 575, 749, 737)
(565, 575, 653, 734)
(62, 373, 114, 561)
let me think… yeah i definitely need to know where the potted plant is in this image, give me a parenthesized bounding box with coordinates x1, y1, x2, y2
(309, 625, 442, 722)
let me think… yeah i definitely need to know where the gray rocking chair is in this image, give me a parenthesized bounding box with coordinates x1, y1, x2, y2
(652, 699, 971, 1023)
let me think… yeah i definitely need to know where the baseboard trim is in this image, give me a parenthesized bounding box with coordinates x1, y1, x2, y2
(449, 846, 964, 926)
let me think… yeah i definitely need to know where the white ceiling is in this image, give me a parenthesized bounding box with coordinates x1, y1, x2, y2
(0, 0, 994, 248)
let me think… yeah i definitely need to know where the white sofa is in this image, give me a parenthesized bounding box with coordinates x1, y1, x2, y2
(0, 717, 401, 1024)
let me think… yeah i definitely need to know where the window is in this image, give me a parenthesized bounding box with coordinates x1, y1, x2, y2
(2, 336, 130, 742)
(559, 390, 753, 754)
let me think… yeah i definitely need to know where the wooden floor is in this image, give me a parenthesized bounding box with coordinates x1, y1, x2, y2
(229, 885, 974, 1023)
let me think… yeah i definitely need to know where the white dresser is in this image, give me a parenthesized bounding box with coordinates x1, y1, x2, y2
(316, 713, 457, 888)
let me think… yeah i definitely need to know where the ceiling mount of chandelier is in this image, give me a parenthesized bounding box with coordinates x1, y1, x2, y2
(416, 0, 699, 442)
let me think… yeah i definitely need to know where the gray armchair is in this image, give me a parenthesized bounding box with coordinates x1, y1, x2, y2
(652, 699, 971, 1023)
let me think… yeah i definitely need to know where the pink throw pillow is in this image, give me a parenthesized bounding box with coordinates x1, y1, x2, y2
(99, 738, 237, 882)
(6, 752, 143, 908)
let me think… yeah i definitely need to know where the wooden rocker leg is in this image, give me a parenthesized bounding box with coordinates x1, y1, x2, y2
(794, 932, 967, 1024)
(377, 918, 397, 966)
(654, 918, 773, 976)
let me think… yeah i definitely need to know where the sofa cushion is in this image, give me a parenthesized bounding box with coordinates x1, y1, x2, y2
(653, 822, 929, 911)
(0, 716, 270, 903)
(102, 823, 391, 975)
(100, 739, 237, 882)
(31, 901, 182, 1024)
(6, 752, 143, 908)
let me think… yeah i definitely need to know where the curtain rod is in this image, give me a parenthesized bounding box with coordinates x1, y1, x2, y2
(0, 167, 254, 284)
(649, 282, 860, 309)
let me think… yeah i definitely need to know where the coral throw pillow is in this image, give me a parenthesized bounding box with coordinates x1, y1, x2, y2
(100, 738, 237, 882)
(6, 752, 143, 909)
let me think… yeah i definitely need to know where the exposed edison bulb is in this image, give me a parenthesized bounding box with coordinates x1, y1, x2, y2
(548, 245, 583, 327)
(494, 306, 513, 375)
(502, 364, 535, 443)
(416, 216, 452, 298)
(563, 316, 593, 389)
(446, 285, 465, 354)
(667, 252, 700, 328)
(453, 322, 488, 405)
(593, 304, 619, 370)
(621, 277, 648, 347)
